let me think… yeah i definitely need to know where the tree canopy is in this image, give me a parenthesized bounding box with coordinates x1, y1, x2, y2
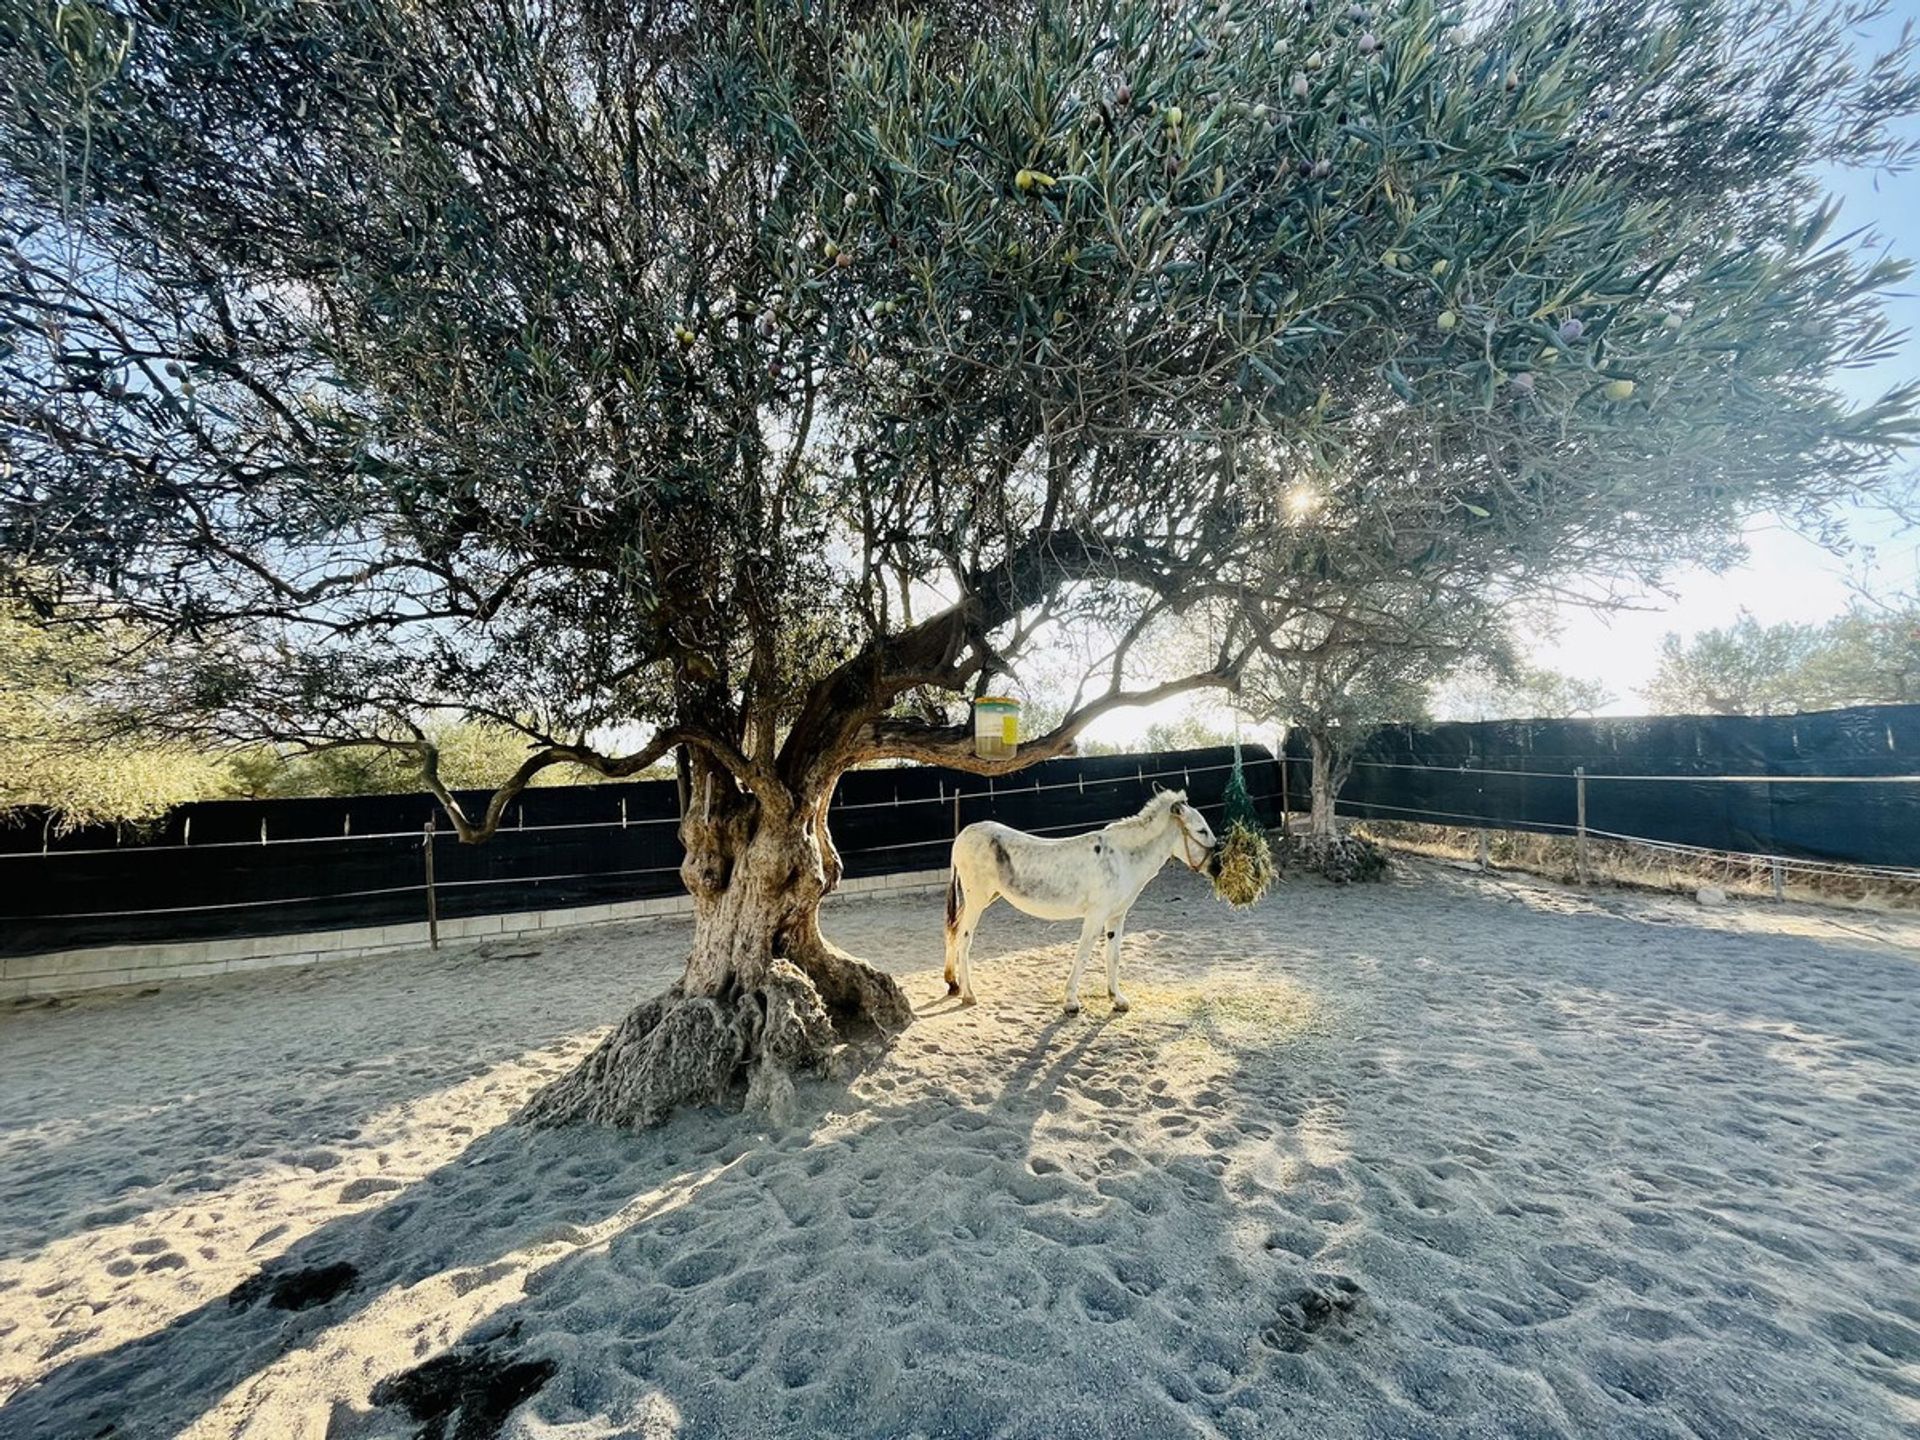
(5, 0, 1916, 816)
(0, 599, 226, 830)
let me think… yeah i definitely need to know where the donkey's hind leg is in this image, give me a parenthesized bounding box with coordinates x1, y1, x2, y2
(1104, 911, 1131, 1013)
(1064, 914, 1104, 1016)
(951, 896, 991, 1006)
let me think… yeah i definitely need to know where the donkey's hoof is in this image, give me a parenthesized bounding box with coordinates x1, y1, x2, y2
(1063, 1000, 1082, 1017)
(945, 979, 961, 997)
(959, 993, 978, 1007)
(1110, 996, 1131, 1014)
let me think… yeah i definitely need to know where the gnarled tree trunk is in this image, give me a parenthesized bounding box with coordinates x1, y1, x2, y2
(519, 755, 911, 1130)
(1293, 726, 1386, 883)
(1307, 728, 1339, 840)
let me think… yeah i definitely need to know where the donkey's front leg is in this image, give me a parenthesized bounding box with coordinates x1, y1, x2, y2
(1104, 911, 1131, 1013)
(1063, 915, 1104, 1016)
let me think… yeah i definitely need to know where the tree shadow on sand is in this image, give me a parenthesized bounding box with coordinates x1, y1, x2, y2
(1, 947, 1362, 1440)
(9, 865, 1918, 1440)
(0, 934, 685, 1264)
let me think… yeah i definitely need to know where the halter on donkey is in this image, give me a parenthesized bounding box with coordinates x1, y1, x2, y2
(943, 789, 1220, 1014)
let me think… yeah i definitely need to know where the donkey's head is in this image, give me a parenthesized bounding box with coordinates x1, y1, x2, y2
(1158, 790, 1218, 871)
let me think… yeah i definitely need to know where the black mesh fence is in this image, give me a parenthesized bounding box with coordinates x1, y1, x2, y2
(1280, 706, 1920, 870)
(0, 746, 1282, 957)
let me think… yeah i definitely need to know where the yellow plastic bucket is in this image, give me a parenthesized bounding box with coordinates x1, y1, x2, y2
(973, 696, 1021, 759)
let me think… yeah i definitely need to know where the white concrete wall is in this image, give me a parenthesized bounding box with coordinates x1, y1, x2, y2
(1, 868, 949, 1003)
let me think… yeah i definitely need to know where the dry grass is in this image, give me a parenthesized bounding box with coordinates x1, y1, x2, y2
(1124, 975, 1330, 1075)
(1361, 819, 1920, 911)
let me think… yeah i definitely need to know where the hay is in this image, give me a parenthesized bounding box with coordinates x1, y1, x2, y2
(1211, 819, 1275, 907)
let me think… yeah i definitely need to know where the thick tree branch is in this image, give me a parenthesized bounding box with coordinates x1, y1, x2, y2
(851, 666, 1243, 774)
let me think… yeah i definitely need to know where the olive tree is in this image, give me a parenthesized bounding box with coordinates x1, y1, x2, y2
(0, 600, 228, 830)
(1244, 591, 1497, 843)
(4, 0, 1916, 1125)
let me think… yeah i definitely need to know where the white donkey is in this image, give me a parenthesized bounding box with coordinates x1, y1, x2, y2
(943, 789, 1219, 1014)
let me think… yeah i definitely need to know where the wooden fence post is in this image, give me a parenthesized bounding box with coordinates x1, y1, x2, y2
(424, 814, 440, 951)
(1574, 767, 1589, 883)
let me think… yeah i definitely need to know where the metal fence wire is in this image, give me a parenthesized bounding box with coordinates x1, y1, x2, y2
(6, 710, 1918, 960)
(0, 747, 1281, 957)
(1280, 703, 1920, 884)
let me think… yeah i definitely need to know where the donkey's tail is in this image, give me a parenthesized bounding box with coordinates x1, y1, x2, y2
(944, 867, 962, 934)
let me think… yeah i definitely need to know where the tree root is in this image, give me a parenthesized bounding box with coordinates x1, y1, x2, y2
(517, 952, 912, 1131)
(788, 935, 914, 1033)
(516, 985, 740, 1129)
(1285, 830, 1390, 885)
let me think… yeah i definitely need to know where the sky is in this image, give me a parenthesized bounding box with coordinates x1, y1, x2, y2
(1082, 3, 1920, 745)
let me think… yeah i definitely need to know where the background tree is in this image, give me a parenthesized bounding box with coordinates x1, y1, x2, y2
(1433, 662, 1617, 721)
(5, 0, 1916, 1125)
(0, 600, 226, 832)
(1646, 615, 1835, 714)
(1794, 593, 1920, 707)
(224, 721, 658, 799)
(1647, 597, 1920, 714)
(1242, 590, 1500, 843)
(1142, 716, 1235, 754)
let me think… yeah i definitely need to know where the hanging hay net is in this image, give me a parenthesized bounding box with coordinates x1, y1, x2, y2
(1211, 819, 1276, 907)
(1221, 751, 1264, 832)
(1211, 745, 1275, 907)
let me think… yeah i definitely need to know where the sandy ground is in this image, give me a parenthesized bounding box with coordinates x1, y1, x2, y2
(1, 859, 1918, 1440)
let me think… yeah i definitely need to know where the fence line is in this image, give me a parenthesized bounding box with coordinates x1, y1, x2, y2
(7, 863, 691, 922)
(0, 759, 1255, 861)
(3, 797, 1245, 924)
(1331, 798, 1920, 883)
(1577, 827, 1920, 882)
(16, 751, 1910, 862)
(1326, 759, 1920, 785)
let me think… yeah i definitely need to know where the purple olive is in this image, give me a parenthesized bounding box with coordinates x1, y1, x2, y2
(1509, 371, 1535, 394)
(1347, 3, 1366, 19)
(1358, 32, 1378, 53)
(1312, 157, 1332, 179)
(1116, 81, 1132, 107)
(1558, 317, 1585, 342)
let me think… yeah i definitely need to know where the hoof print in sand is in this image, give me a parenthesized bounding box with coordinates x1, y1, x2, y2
(371, 1345, 557, 1440)
(1260, 1274, 1368, 1352)
(227, 1260, 358, 1311)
